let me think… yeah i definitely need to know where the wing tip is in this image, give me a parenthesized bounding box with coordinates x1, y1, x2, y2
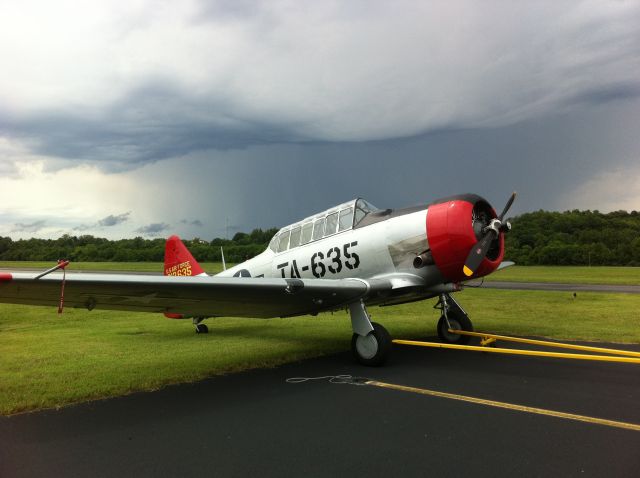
(0, 273, 13, 282)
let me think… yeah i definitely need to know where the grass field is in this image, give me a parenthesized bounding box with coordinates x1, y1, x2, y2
(486, 265, 640, 285)
(1, 262, 640, 415)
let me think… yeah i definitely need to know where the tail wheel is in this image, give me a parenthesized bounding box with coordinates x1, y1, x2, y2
(351, 322, 391, 366)
(437, 312, 472, 345)
(195, 323, 209, 334)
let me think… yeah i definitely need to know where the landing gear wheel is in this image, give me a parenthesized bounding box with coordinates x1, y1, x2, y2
(351, 322, 391, 366)
(437, 313, 473, 345)
(195, 323, 209, 334)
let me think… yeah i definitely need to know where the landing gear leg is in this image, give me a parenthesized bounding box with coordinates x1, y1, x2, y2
(193, 317, 208, 334)
(435, 293, 473, 345)
(349, 300, 391, 366)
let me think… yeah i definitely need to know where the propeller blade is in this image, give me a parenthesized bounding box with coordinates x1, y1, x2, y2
(498, 191, 517, 221)
(463, 192, 517, 277)
(463, 232, 495, 277)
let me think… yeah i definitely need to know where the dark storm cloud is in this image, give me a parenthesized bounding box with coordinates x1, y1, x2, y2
(5, 76, 639, 172)
(97, 212, 131, 227)
(2, 0, 639, 235)
(569, 83, 640, 107)
(136, 223, 170, 235)
(74, 212, 131, 231)
(180, 96, 639, 234)
(12, 220, 46, 233)
(0, 82, 298, 168)
(1, 2, 638, 171)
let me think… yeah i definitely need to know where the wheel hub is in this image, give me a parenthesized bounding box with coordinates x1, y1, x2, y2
(356, 333, 379, 360)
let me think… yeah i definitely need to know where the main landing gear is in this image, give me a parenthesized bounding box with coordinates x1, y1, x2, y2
(347, 294, 473, 365)
(435, 293, 473, 345)
(193, 317, 208, 334)
(349, 301, 391, 366)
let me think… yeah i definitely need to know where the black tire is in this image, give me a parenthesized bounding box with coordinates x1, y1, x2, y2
(437, 312, 472, 345)
(351, 322, 391, 366)
(195, 323, 209, 334)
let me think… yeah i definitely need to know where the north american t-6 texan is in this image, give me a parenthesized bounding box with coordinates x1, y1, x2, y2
(0, 193, 516, 366)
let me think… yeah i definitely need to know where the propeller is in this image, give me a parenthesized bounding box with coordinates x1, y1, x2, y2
(463, 191, 516, 277)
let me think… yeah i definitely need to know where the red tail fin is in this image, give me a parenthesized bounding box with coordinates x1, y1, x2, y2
(164, 235, 205, 277)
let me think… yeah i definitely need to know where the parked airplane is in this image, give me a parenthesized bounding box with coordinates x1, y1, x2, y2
(0, 193, 515, 365)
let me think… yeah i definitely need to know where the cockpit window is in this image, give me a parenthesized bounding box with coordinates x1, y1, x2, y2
(300, 222, 313, 245)
(289, 226, 301, 248)
(338, 207, 353, 231)
(312, 218, 325, 241)
(324, 212, 339, 236)
(267, 199, 376, 253)
(269, 234, 278, 252)
(354, 199, 378, 227)
(277, 230, 290, 253)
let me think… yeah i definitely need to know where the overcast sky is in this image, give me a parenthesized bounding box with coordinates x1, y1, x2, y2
(1, 0, 639, 239)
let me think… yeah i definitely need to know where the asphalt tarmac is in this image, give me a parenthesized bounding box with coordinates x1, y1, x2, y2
(2, 337, 639, 478)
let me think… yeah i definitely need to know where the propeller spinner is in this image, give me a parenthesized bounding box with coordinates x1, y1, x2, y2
(463, 192, 516, 277)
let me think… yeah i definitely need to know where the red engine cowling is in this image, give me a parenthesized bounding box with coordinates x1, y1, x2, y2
(426, 195, 504, 282)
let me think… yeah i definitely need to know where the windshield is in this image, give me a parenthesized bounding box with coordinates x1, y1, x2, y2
(354, 199, 378, 227)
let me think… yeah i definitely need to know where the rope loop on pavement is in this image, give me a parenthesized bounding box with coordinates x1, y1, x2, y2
(285, 375, 370, 385)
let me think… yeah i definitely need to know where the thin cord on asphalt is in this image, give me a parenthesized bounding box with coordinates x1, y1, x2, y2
(285, 375, 370, 385)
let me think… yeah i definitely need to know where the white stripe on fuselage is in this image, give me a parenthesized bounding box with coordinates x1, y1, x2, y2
(217, 209, 430, 281)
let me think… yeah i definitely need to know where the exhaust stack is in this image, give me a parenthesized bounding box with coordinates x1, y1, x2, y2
(413, 251, 435, 269)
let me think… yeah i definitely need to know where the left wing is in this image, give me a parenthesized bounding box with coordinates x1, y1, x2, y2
(0, 272, 369, 318)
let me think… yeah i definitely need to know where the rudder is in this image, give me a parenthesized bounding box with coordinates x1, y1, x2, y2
(164, 235, 206, 277)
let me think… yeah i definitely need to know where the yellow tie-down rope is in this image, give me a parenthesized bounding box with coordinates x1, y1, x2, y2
(393, 330, 640, 364)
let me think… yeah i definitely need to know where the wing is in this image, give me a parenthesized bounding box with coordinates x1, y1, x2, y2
(0, 272, 369, 318)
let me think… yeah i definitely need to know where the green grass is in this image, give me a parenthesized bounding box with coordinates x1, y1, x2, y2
(1, 287, 639, 415)
(485, 266, 640, 285)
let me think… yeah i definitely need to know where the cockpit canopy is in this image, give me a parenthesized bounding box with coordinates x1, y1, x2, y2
(268, 198, 378, 253)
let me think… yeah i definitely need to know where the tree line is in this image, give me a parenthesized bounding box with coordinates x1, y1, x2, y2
(506, 210, 640, 266)
(0, 228, 278, 263)
(1, 209, 640, 266)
